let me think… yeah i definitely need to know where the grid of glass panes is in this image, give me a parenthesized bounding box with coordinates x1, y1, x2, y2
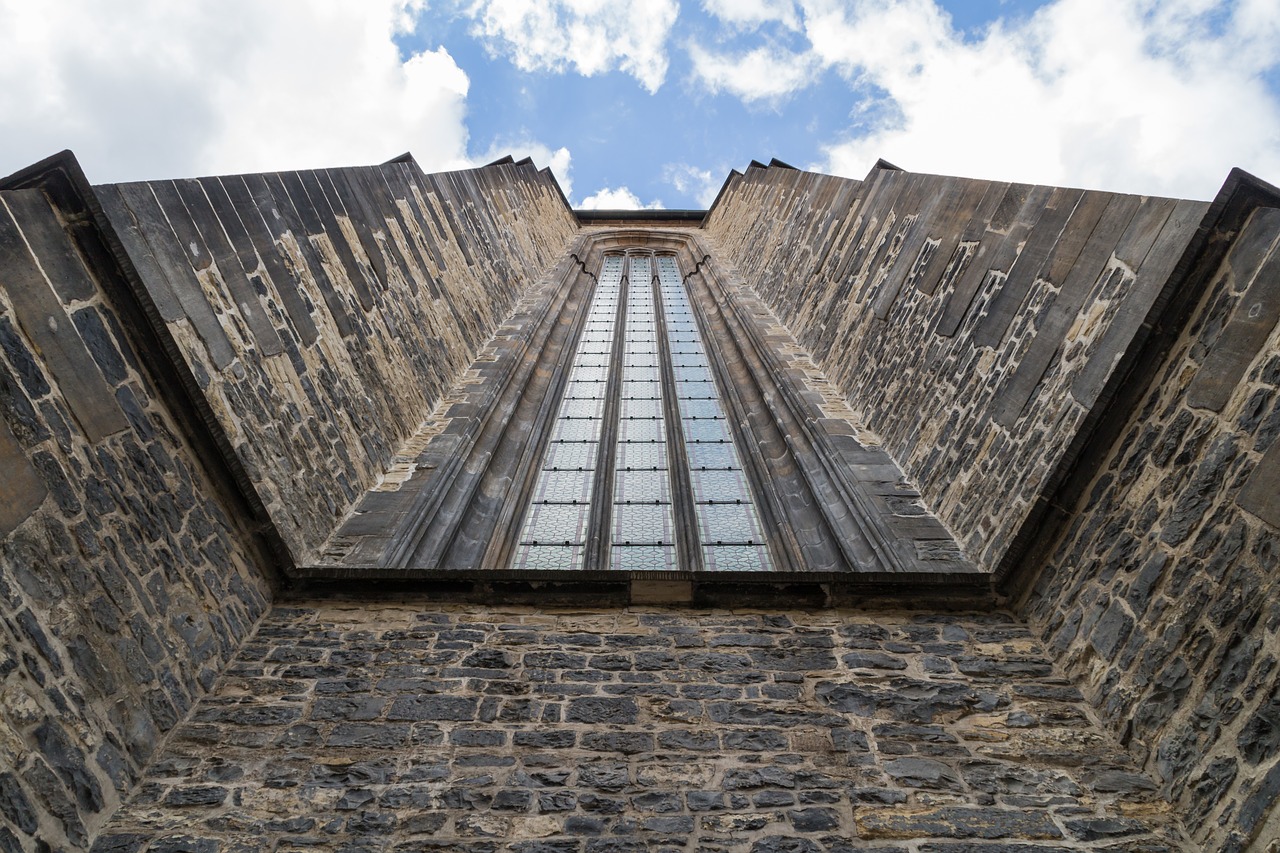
(511, 254, 624, 570)
(655, 255, 772, 571)
(612, 255, 677, 570)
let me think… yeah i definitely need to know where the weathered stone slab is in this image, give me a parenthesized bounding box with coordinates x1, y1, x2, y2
(915, 179, 993, 296)
(0, 189, 96, 303)
(172, 179, 284, 357)
(1072, 199, 1207, 409)
(972, 187, 1084, 348)
(217, 175, 319, 345)
(312, 169, 378, 309)
(993, 194, 1141, 427)
(268, 172, 356, 337)
(1188, 215, 1280, 412)
(0, 414, 45, 534)
(936, 184, 1045, 338)
(0, 193, 128, 441)
(871, 176, 959, 318)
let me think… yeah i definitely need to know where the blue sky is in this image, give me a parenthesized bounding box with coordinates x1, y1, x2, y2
(1, 0, 1278, 208)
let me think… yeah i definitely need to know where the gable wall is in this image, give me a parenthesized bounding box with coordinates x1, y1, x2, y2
(96, 161, 578, 567)
(703, 164, 1207, 576)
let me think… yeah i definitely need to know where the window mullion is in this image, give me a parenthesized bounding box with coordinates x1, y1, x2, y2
(652, 256, 704, 573)
(584, 256, 629, 571)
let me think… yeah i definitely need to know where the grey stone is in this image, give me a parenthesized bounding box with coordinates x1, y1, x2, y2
(0, 773, 37, 834)
(566, 697, 638, 724)
(787, 807, 840, 832)
(387, 696, 478, 721)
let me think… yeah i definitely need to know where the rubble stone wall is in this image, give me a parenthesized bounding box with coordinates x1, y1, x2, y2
(96, 161, 578, 566)
(703, 164, 1208, 575)
(1023, 201, 1280, 852)
(95, 601, 1190, 852)
(0, 171, 272, 852)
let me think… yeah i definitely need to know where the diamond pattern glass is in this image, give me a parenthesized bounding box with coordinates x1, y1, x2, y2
(514, 251, 772, 572)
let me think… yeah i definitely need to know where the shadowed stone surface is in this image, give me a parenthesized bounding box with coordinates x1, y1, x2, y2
(94, 604, 1187, 851)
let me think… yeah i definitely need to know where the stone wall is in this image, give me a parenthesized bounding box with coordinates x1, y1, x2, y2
(703, 163, 1208, 576)
(96, 159, 578, 567)
(94, 601, 1189, 852)
(0, 157, 272, 851)
(1022, 182, 1280, 850)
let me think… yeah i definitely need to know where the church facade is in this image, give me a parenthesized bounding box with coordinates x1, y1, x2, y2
(0, 148, 1277, 851)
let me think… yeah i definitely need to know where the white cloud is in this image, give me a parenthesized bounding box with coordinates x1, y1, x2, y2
(466, 0, 680, 93)
(684, 0, 1280, 199)
(701, 0, 801, 30)
(662, 163, 724, 207)
(688, 42, 821, 104)
(475, 135, 575, 200)
(577, 186, 665, 209)
(0, 0, 471, 183)
(803, 0, 1280, 199)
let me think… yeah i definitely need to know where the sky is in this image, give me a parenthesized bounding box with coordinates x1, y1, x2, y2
(0, 0, 1277, 209)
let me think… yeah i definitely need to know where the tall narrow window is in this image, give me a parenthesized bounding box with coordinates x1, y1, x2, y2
(512, 251, 772, 572)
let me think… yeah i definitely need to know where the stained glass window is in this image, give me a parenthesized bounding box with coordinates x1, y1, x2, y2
(512, 251, 772, 571)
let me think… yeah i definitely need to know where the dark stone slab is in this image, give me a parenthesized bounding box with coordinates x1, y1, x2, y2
(936, 184, 1046, 339)
(993, 193, 1142, 427)
(172, 178, 283, 357)
(1239, 438, 1280, 527)
(217, 175, 319, 345)
(858, 171, 930, 303)
(101, 183, 236, 368)
(0, 195, 128, 441)
(0, 416, 46, 535)
(271, 172, 357, 336)
(71, 307, 128, 385)
(871, 175, 958, 317)
(972, 187, 1084, 348)
(312, 170, 378, 309)
(857, 805, 1062, 839)
(915, 179, 993, 296)
(1, 189, 96, 301)
(1189, 223, 1280, 412)
(1072, 198, 1207, 408)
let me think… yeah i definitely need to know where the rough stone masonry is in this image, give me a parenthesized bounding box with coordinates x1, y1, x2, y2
(0, 150, 1277, 853)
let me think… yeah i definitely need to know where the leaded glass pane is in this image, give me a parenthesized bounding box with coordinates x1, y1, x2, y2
(621, 397, 662, 419)
(564, 380, 607, 398)
(622, 380, 661, 398)
(532, 470, 594, 504)
(553, 418, 601, 442)
(620, 417, 665, 442)
(613, 502, 673, 544)
(515, 544, 584, 571)
(521, 503, 590, 544)
(623, 365, 660, 382)
(702, 545, 771, 572)
(678, 398, 720, 419)
(687, 442, 738, 469)
(571, 366, 609, 383)
(682, 418, 731, 443)
(689, 468, 752, 504)
(618, 441, 667, 470)
(563, 397, 605, 418)
(675, 380, 717, 399)
(696, 502, 763, 544)
(612, 545, 676, 571)
(545, 441, 599, 471)
(615, 469, 670, 504)
(673, 366, 712, 383)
